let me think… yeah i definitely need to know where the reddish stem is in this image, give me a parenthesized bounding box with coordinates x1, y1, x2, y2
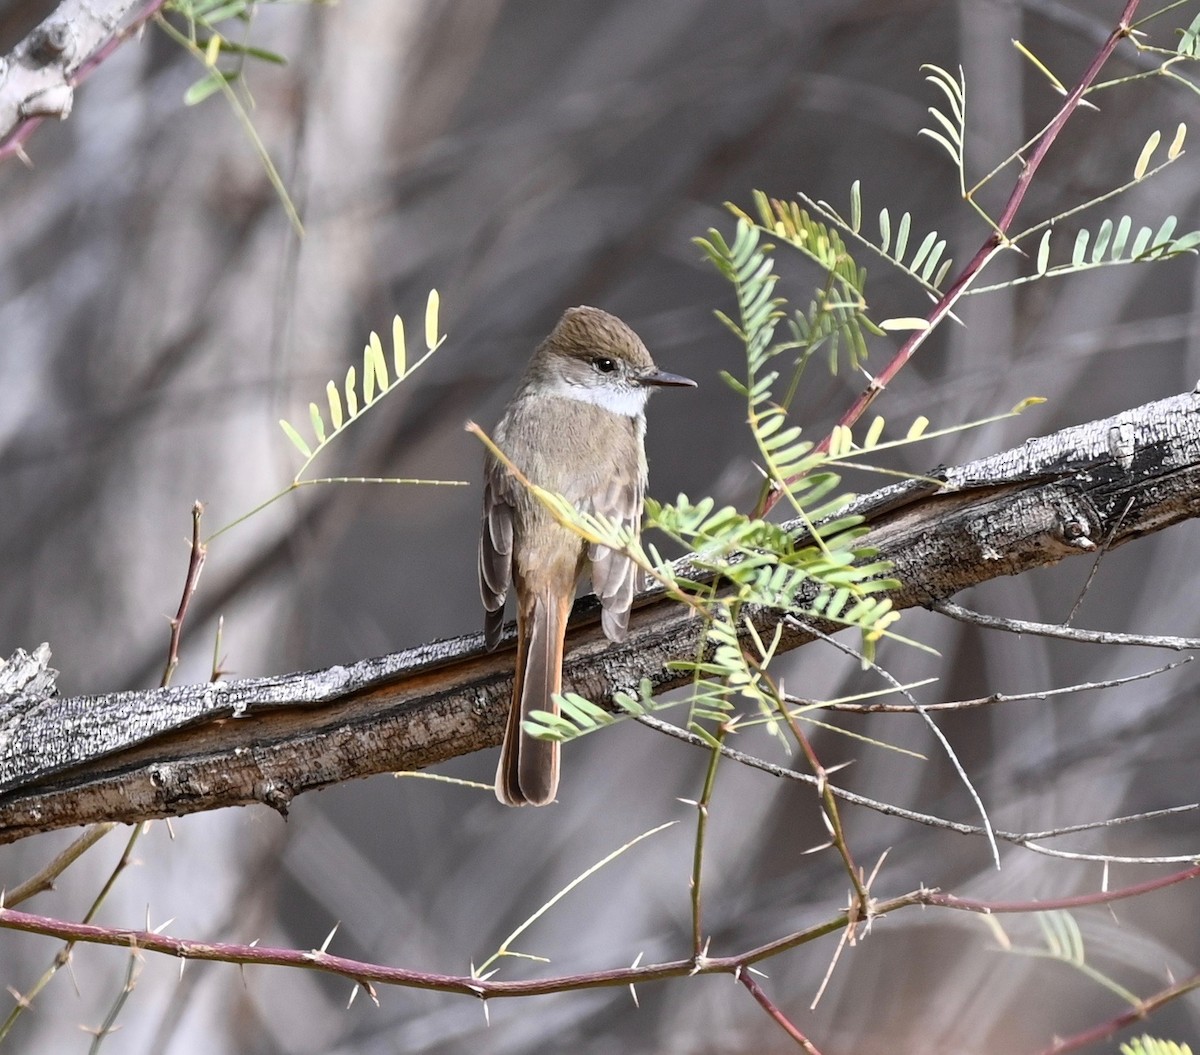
(0, 863, 1195, 999)
(739, 970, 824, 1053)
(757, 0, 1142, 518)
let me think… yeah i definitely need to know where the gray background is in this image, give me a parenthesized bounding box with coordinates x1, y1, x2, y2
(2, 1, 1200, 1052)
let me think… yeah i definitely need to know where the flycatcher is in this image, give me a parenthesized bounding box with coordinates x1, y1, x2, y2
(479, 306, 695, 806)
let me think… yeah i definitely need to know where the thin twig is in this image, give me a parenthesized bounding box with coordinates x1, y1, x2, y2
(689, 730, 724, 959)
(788, 617, 999, 869)
(162, 502, 208, 689)
(738, 969, 824, 1053)
(0, 822, 147, 1041)
(1035, 971, 1200, 1054)
(634, 714, 1200, 863)
(933, 600, 1200, 650)
(4, 824, 115, 906)
(766, 666, 870, 913)
(1065, 495, 1134, 624)
(803, 659, 1187, 712)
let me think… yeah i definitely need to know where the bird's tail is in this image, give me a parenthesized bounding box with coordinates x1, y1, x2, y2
(496, 587, 568, 806)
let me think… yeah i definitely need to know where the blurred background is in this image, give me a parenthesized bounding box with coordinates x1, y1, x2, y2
(3, 0, 1200, 1051)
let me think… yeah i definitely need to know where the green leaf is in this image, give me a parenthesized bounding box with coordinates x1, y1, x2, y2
(197, 1, 247, 24)
(362, 343, 377, 405)
(879, 317, 930, 332)
(1111, 215, 1131, 258)
(326, 380, 343, 430)
(1071, 229, 1089, 266)
(183, 70, 227, 106)
(1178, 12, 1200, 57)
(393, 315, 406, 379)
(906, 415, 930, 439)
(345, 365, 358, 418)
(1168, 122, 1187, 160)
(425, 288, 441, 350)
(1135, 130, 1161, 180)
(371, 330, 389, 392)
(1169, 231, 1200, 253)
(309, 402, 326, 444)
(1035, 230, 1051, 275)
(1091, 218, 1112, 263)
(279, 419, 312, 457)
(895, 211, 912, 262)
(1130, 225, 1152, 257)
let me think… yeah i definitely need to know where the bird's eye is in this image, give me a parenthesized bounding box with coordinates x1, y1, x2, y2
(592, 356, 617, 374)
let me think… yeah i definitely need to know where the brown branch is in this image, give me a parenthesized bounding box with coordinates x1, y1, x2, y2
(1037, 973, 1200, 1054)
(738, 970, 824, 1053)
(1, 390, 1199, 842)
(162, 502, 208, 689)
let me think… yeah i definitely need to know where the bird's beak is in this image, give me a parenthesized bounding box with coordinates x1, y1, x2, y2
(637, 369, 697, 388)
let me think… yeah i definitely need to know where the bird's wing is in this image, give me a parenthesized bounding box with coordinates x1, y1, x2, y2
(587, 470, 643, 644)
(479, 453, 516, 650)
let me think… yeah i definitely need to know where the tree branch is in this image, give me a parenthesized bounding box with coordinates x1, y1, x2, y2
(0, 0, 168, 163)
(2, 390, 1199, 842)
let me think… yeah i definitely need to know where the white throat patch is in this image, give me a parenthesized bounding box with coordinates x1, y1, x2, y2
(545, 377, 649, 418)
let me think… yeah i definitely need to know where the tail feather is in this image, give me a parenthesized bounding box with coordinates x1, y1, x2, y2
(496, 589, 568, 806)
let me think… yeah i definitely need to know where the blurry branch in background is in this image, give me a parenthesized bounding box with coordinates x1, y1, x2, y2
(153, 0, 323, 234)
(0, 290, 462, 1040)
(0, 0, 319, 226)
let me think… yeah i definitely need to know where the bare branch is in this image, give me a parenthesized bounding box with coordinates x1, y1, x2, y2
(933, 599, 1200, 649)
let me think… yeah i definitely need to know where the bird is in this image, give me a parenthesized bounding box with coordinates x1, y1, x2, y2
(479, 306, 695, 805)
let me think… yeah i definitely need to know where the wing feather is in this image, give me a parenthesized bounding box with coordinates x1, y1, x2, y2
(480, 454, 516, 650)
(588, 472, 642, 644)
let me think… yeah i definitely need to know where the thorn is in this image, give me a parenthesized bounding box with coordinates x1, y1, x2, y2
(5, 986, 31, 1010)
(318, 922, 340, 954)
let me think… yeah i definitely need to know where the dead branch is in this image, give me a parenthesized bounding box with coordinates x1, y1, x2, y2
(1, 389, 1198, 842)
